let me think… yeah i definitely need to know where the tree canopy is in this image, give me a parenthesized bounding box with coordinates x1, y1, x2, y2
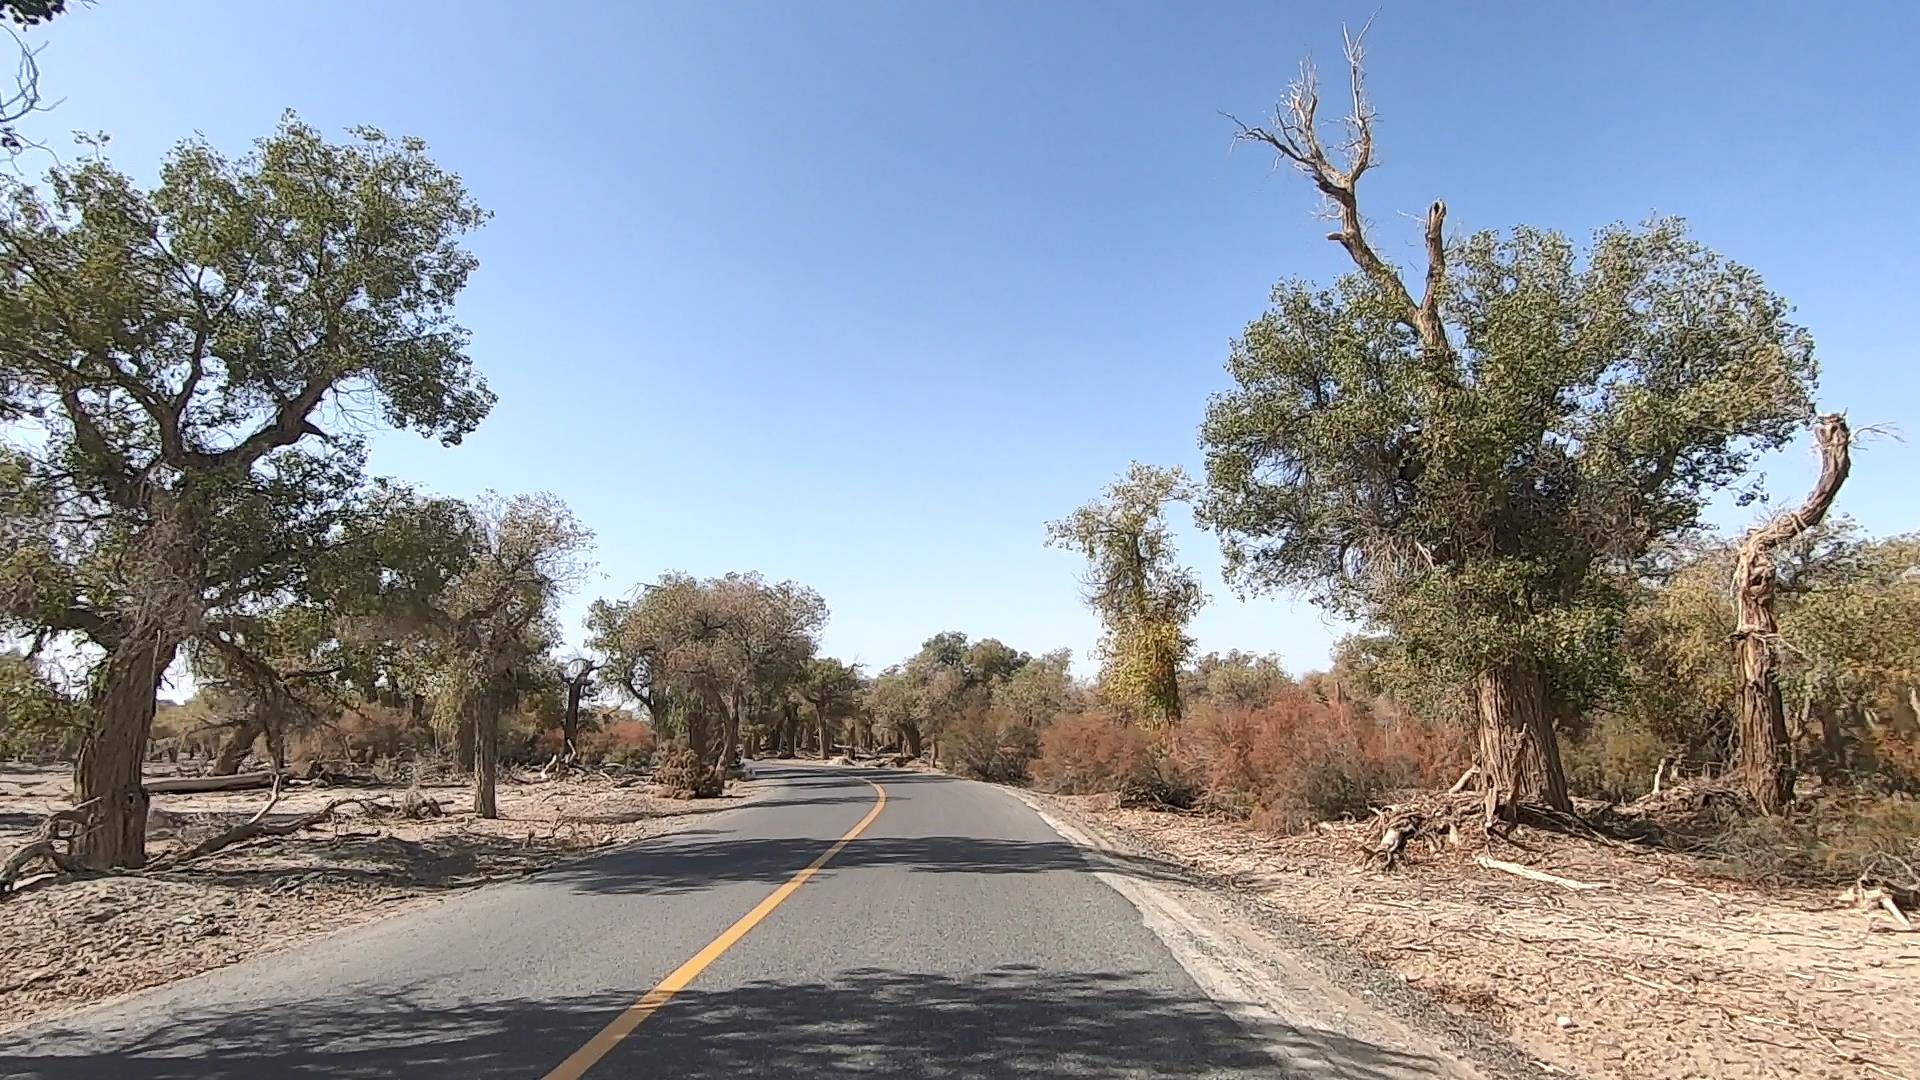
(1048, 463, 1202, 725)
(1205, 41, 1819, 818)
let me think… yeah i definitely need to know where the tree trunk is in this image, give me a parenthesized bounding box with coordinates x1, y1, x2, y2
(1474, 658, 1570, 822)
(817, 706, 831, 760)
(472, 694, 499, 819)
(211, 714, 266, 776)
(73, 633, 177, 869)
(684, 705, 723, 798)
(454, 710, 475, 777)
(562, 673, 587, 758)
(902, 722, 923, 759)
(1733, 414, 1850, 815)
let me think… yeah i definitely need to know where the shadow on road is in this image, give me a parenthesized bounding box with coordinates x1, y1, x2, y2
(538, 830, 1194, 897)
(0, 965, 1445, 1079)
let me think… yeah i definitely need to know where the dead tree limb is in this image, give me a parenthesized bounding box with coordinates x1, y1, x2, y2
(1476, 855, 1604, 892)
(1223, 21, 1453, 380)
(153, 780, 389, 868)
(1732, 414, 1852, 814)
(145, 770, 282, 794)
(0, 800, 99, 896)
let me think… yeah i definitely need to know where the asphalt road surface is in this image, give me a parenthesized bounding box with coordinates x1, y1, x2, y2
(0, 764, 1474, 1078)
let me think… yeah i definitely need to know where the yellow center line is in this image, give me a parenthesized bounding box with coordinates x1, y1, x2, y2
(541, 776, 889, 1080)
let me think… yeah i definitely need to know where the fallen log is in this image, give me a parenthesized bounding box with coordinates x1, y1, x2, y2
(153, 779, 390, 868)
(144, 771, 281, 795)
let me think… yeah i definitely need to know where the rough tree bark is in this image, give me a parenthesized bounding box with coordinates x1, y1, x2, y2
(72, 631, 178, 869)
(1474, 659, 1571, 821)
(211, 714, 265, 776)
(454, 711, 475, 777)
(1732, 414, 1851, 814)
(472, 691, 499, 819)
(561, 661, 595, 758)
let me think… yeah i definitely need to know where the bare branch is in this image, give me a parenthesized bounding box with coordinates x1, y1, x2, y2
(1231, 20, 1456, 377)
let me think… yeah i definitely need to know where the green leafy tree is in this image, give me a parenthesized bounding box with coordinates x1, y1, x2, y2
(1183, 650, 1291, 712)
(994, 648, 1075, 726)
(867, 665, 927, 758)
(588, 572, 823, 792)
(0, 116, 492, 865)
(1047, 463, 1203, 726)
(0, 650, 80, 759)
(797, 657, 863, 758)
(1206, 41, 1816, 819)
(424, 494, 589, 817)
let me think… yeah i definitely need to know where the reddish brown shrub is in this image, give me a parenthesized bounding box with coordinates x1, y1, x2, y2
(1176, 690, 1466, 833)
(578, 719, 657, 766)
(1032, 711, 1150, 794)
(296, 704, 431, 764)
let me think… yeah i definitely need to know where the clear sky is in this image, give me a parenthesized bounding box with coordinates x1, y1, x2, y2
(21, 1, 1920, 677)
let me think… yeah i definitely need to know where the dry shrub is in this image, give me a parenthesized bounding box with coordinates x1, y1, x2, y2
(651, 741, 707, 798)
(1705, 790, 1920, 887)
(1564, 714, 1671, 802)
(947, 711, 1042, 783)
(579, 719, 656, 767)
(1176, 691, 1464, 833)
(1033, 712, 1149, 794)
(295, 704, 430, 765)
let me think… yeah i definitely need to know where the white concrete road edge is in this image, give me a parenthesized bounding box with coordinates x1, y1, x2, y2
(999, 785, 1492, 1080)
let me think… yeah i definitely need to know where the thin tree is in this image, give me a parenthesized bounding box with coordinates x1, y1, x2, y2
(1731, 415, 1852, 813)
(1047, 464, 1203, 726)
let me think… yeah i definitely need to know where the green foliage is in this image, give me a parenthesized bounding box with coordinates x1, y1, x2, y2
(1604, 523, 1920, 784)
(992, 648, 1074, 727)
(0, 114, 493, 717)
(1200, 219, 1818, 721)
(1181, 650, 1290, 711)
(1, 1, 65, 28)
(0, 651, 79, 758)
(1047, 463, 1203, 724)
(587, 571, 826, 770)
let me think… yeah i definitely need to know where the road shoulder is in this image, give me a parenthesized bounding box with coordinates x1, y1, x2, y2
(1000, 785, 1547, 1080)
(0, 772, 772, 1036)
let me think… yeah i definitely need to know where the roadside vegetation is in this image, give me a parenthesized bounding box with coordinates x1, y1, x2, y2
(0, 8, 1913, 1076)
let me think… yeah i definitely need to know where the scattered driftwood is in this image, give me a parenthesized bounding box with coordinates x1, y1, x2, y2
(1476, 854, 1603, 892)
(0, 800, 99, 896)
(145, 771, 282, 795)
(153, 780, 390, 868)
(1851, 854, 1918, 931)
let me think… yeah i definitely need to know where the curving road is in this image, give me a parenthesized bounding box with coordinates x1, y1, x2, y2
(0, 764, 1478, 1078)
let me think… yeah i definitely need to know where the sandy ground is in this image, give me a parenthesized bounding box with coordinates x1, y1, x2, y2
(0, 763, 756, 1034)
(1029, 792, 1920, 1080)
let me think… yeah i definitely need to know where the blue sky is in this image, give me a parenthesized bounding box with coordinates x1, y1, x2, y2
(23, 2, 1920, 676)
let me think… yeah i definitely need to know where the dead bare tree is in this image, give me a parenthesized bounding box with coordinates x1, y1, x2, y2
(1731, 414, 1853, 814)
(561, 657, 599, 761)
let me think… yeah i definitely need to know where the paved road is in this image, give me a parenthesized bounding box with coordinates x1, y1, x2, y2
(0, 765, 1459, 1078)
